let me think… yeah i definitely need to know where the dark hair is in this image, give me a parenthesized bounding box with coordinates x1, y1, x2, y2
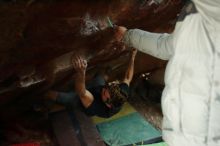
(106, 84, 128, 109)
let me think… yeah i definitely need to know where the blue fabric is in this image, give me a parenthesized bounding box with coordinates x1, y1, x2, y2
(56, 91, 79, 107)
(56, 74, 106, 106)
(86, 74, 106, 88)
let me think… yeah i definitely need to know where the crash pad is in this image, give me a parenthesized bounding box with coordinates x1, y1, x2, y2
(138, 142, 168, 146)
(96, 112, 161, 146)
(92, 102, 136, 124)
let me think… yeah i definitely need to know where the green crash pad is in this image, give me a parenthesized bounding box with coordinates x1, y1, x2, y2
(92, 102, 136, 124)
(96, 112, 161, 146)
(138, 142, 168, 146)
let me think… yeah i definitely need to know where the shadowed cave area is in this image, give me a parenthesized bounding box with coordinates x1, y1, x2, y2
(0, 0, 187, 145)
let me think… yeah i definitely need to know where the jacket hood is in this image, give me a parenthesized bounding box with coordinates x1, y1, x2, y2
(193, 0, 220, 22)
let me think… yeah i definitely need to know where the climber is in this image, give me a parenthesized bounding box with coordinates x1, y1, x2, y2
(45, 48, 137, 118)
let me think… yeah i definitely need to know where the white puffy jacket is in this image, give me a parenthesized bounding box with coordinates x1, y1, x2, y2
(123, 1, 220, 146)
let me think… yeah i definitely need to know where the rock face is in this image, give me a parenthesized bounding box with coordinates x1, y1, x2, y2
(0, 0, 183, 108)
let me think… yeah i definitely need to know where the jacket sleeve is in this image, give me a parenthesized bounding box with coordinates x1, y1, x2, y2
(123, 29, 174, 60)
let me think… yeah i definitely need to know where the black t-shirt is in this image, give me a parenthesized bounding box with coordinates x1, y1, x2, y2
(84, 83, 129, 118)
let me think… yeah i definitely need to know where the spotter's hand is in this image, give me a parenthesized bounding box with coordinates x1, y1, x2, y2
(114, 26, 127, 42)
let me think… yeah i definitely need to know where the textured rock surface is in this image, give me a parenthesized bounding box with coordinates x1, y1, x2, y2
(0, 0, 183, 104)
(0, 0, 184, 144)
